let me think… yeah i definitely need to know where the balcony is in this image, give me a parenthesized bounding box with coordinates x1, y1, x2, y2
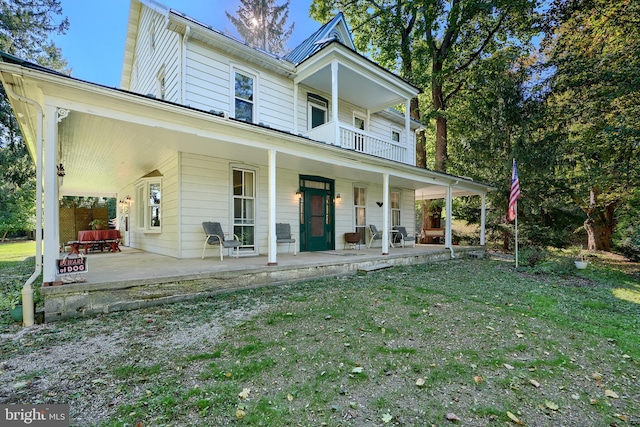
(304, 121, 409, 164)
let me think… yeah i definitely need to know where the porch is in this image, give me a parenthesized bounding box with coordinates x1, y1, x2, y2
(42, 244, 484, 322)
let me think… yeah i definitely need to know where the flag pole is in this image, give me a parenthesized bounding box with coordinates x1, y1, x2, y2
(514, 201, 519, 268)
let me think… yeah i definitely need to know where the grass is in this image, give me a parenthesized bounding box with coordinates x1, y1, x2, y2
(0, 243, 639, 426)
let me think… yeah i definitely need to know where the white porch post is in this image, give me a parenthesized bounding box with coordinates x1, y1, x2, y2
(405, 98, 411, 164)
(331, 60, 339, 145)
(480, 193, 486, 246)
(43, 105, 60, 283)
(382, 173, 390, 255)
(267, 149, 277, 266)
(445, 184, 452, 248)
(293, 83, 298, 135)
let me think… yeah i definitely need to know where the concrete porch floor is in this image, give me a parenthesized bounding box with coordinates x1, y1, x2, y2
(42, 244, 484, 321)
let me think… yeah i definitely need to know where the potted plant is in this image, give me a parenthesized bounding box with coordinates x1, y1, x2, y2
(574, 246, 588, 269)
(5, 289, 23, 322)
(89, 219, 108, 230)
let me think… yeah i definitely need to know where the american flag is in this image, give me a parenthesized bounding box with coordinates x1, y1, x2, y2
(507, 159, 521, 222)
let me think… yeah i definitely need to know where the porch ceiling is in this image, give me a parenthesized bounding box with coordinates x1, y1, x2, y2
(298, 63, 407, 112)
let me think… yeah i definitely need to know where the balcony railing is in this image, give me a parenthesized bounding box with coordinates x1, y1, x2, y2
(304, 121, 409, 164)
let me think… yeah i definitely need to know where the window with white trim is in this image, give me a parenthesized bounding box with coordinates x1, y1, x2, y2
(234, 70, 255, 122)
(391, 190, 401, 227)
(354, 186, 366, 243)
(391, 128, 401, 143)
(308, 93, 328, 129)
(157, 66, 166, 100)
(136, 176, 162, 232)
(232, 167, 256, 252)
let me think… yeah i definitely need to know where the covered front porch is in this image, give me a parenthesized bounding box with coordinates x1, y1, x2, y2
(43, 243, 485, 321)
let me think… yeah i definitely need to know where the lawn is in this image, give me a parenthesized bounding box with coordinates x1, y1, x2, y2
(0, 245, 639, 426)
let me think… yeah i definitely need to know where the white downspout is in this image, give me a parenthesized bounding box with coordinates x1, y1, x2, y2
(5, 84, 41, 327)
(181, 25, 190, 104)
(446, 184, 454, 259)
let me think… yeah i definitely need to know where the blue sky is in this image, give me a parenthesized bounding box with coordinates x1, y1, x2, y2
(53, 0, 317, 88)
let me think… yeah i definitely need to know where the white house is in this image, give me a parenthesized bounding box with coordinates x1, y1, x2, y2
(0, 0, 493, 288)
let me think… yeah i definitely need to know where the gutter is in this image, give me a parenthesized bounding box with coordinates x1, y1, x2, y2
(4, 83, 42, 327)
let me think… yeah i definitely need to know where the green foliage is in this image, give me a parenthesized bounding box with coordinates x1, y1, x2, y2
(225, 0, 294, 54)
(518, 246, 548, 267)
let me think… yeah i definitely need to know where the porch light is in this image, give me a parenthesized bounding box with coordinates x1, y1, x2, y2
(56, 163, 65, 187)
(295, 190, 302, 200)
(335, 193, 341, 202)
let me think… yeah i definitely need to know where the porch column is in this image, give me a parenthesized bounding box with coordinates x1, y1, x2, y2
(480, 193, 486, 246)
(43, 105, 61, 283)
(405, 98, 411, 164)
(331, 60, 339, 146)
(382, 173, 390, 255)
(445, 184, 452, 248)
(267, 149, 277, 266)
(293, 83, 298, 135)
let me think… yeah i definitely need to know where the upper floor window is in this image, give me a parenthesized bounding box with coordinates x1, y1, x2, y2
(149, 20, 157, 51)
(391, 128, 401, 143)
(157, 67, 166, 100)
(308, 94, 328, 129)
(234, 71, 255, 122)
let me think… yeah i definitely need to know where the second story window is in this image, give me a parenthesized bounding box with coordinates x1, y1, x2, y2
(308, 94, 328, 129)
(234, 71, 254, 122)
(391, 129, 401, 143)
(157, 67, 166, 100)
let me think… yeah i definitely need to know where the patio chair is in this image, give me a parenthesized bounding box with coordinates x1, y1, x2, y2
(367, 224, 383, 248)
(392, 226, 416, 248)
(276, 223, 296, 255)
(202, 221, 241, 261)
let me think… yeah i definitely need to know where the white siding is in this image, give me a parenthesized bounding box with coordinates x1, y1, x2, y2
(130, 6, 181, 102)
(179, 152, 300, 258)
(124, 154, 180, 258)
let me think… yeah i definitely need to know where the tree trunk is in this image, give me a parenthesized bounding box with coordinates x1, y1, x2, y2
(435, 115, 447, 172)
(584, 218, 614, 251)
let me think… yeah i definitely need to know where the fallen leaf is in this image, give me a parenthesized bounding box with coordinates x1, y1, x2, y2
(605, 390, 619, 399)
(622, 354, 631, 359)
(474, 375, 483, 384)
(590, 398, 598, 405)
(287, 394, 294, 402)
(506, 411, 524, 425)
(446, 412, 461, 422)
(381, 413, 392, 423)
(352, 367, 364, 374)
(381, 327, 386, 335)
(616, 414, 629, 422)
(416, 378, 426, 387)
(504, 363, 515, 370)
(591, 372, 602, 381)
(235, 409, 246, 420)
(238, 388, 251, 399)
(545, 400, 559, 411)
(225, 372, 232, 378)
(486, 326, 495, 331)
(529, 379, 540, 388)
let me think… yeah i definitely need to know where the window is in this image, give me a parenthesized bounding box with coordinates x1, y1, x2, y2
(136, 175, 162, 232)
(391, 190, 401, 227)
(157, 67, 166, 100)
(391, 129, 401, 143)
(233, 167, 256, 252)
(149, 21, 156, 51)
(354, 186, 366, 243)
(308, 94, 328, 129)
(234, 71, 254, 122)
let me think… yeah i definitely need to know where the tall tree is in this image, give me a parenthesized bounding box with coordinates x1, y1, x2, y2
(226, 0, 294, 55)
(311, 0, 539, 172)
(0, 0, 68, 239)
(542, 0, 640, 251)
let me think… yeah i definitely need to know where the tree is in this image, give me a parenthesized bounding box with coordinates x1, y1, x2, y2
(542, 0, 640, 251)
(226, 0, 294, 55)
(0, 0, 68, 238)
(311, 0, 539, 172)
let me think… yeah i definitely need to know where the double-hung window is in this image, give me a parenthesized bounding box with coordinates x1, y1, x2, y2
(234, 70, 255, 122)
(136, 175, 162, 233)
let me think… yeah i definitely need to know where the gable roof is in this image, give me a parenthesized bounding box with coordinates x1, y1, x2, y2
(283, 12, 355, 65)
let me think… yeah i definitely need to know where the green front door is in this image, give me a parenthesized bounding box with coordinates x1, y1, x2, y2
(304, 188, 331, 251)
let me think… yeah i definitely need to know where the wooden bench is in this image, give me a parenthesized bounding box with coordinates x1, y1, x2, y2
(421, 228, 445, 244)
